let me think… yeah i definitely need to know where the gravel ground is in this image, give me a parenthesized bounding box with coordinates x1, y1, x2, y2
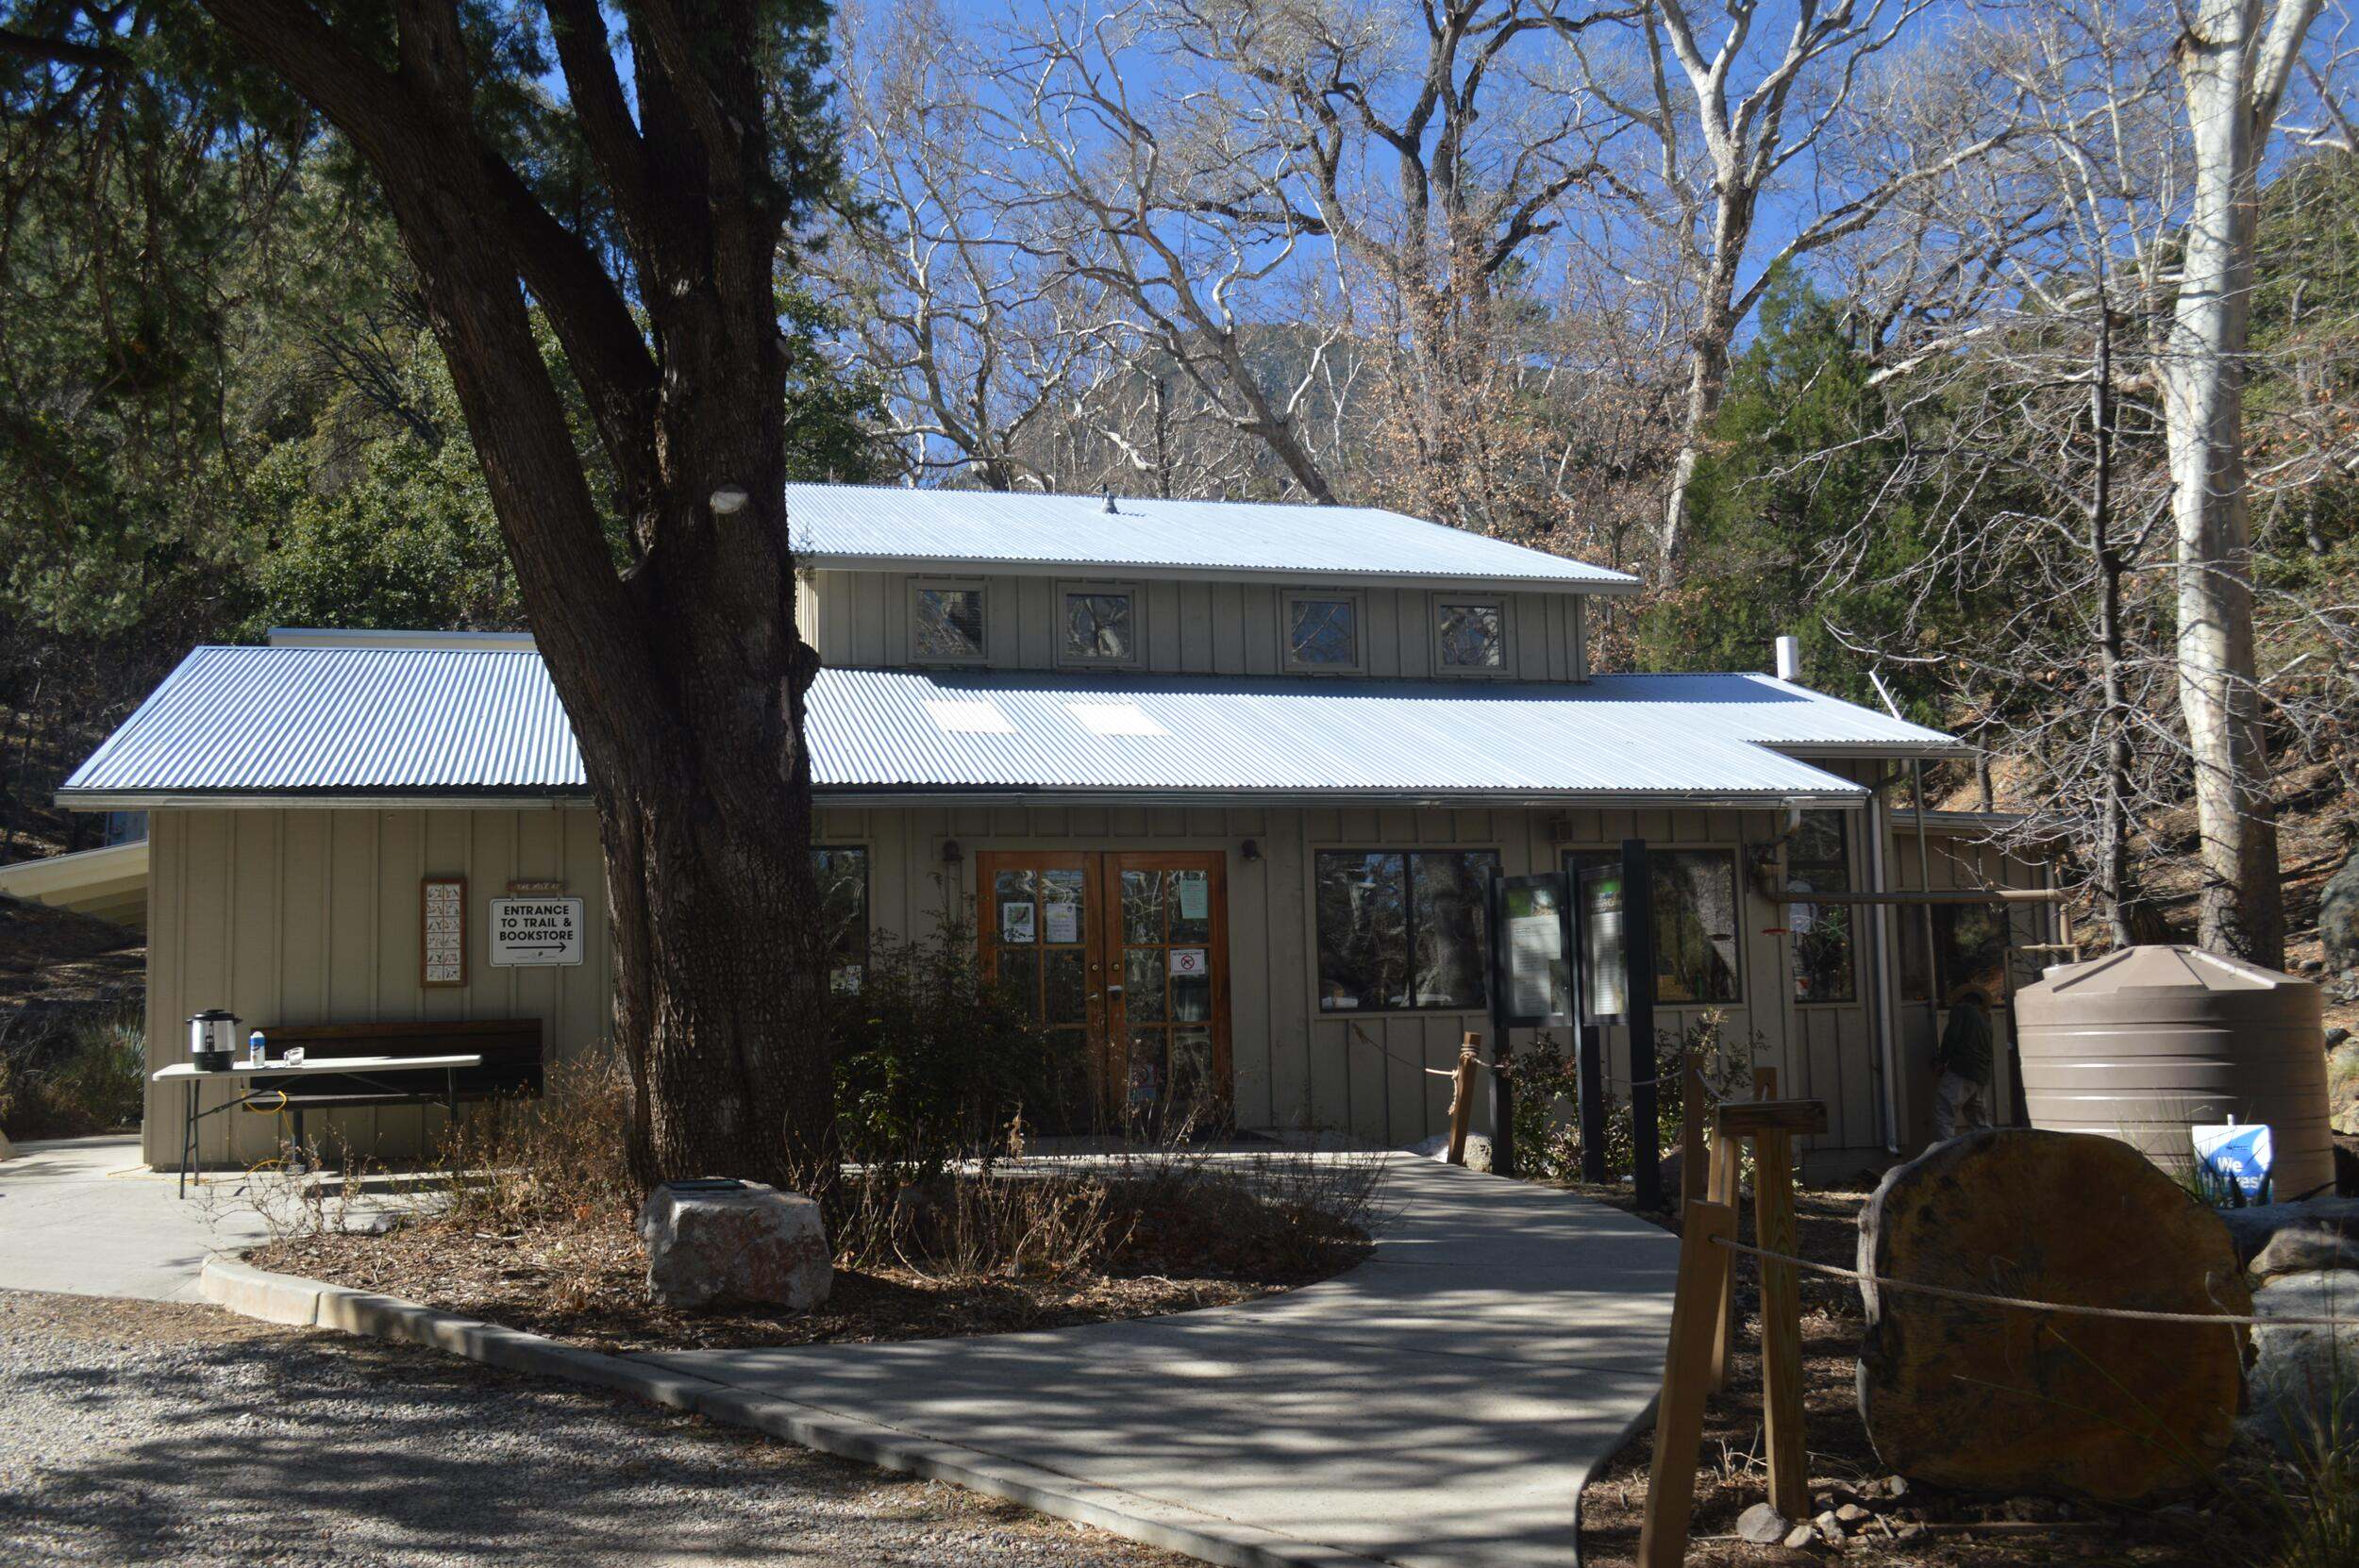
(0, 1291, 1189, 1568)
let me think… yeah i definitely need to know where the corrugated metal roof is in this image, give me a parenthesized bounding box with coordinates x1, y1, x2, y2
(61, 647, 1958, 805)
(784, 482, 1639, 591)
(62, 645, 583, 796)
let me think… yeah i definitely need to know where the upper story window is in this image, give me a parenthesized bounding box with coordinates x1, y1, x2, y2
(912, 580, 987, 661)
(1285, 592, 1362, 673)
(1061, 584, 1139, 666)
(1434, 598, 1507, 673)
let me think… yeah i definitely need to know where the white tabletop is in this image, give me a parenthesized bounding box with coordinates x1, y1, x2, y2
(153, 1054, 483, 1081)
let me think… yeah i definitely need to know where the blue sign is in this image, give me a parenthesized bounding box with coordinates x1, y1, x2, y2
(2192, 1121, 2274, 1206)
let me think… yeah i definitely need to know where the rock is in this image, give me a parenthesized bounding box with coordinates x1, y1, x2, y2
(2321, 858, 2359, 976)
(2244, 1270, 2359, 1454)
(1736, 1502, 1791, 1543)
(2252, 1225, 2359, 1277)
(2217, 1197, 2359, 1268)
(2329, 1027, 2352, 1049)
(637, 1179, 832, 1311)
(1834, 1503, 1870, 1526)
(1783, 1525, 1817, 1550)
(1813, 1510, 1845, 1543)
(2331, 1041, 2359, 1137)
(1407, 1133, 1494, 1173)
(1856, 1129, 2250, 1504)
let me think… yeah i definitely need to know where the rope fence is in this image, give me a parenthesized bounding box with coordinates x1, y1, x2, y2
(1709, 1233, 2359, 1329)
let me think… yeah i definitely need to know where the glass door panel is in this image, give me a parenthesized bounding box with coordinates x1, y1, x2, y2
(978, 852, 1101, 1132)
(1101, 853, 1231, 1131)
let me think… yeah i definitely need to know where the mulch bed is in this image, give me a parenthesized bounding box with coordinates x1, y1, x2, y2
(252, 1212, 1365, 1355)
(1554, 1182, 2270, 1568)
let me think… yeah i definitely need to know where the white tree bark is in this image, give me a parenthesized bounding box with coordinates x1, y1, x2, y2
(2162, 0, 2319, 965)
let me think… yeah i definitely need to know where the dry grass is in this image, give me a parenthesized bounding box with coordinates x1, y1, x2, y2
(245, 1062, 1381, 1353)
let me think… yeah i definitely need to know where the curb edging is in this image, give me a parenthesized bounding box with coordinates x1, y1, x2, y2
(199, 1256, 1384, 1568)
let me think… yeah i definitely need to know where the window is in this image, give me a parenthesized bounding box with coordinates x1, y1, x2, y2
(1786, 810, 1855, 1002)
(1061, 585, 1138, 665)
(1286, 592, 1361, 672)
(812, 846, 869, 993)
(1568, 848, 1743, 1004)
(1315, 849, 1500, 1011)
(1435, 598, 1507, 672)
(912, 582, 986, 660)
(1900, 902, 2011, 1006)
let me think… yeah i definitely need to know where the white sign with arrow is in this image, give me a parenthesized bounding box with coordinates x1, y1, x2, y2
(488, 896, 585, 967)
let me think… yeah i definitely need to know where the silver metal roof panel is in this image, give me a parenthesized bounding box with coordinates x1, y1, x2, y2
(61, 647, 1957, 806)
(785, 482, 1640, 592)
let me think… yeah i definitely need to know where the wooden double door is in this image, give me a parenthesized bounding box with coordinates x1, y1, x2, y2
(978, 850, 1231, 1128)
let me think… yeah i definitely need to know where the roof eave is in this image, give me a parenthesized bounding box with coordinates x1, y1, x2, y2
(795, 553, 1641, 594)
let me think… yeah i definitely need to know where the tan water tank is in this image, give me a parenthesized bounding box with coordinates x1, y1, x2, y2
(2015, 946, 2332, 1201)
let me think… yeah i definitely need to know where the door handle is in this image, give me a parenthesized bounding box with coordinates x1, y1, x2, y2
(1104, 985, 1125, 994)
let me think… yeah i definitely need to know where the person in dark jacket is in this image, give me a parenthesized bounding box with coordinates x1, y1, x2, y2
(1931, 984, 1995, 1140)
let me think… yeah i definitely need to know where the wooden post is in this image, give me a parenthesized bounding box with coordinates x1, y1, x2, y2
(1637, 1198, 1738, 1568)
(1446, 1033, 1480, 1166)
(1706, 1130, 1741, 1393)
(1754, 1126, 1809, 1520)
(1681, 1053, 1709, 1203)
(1754, 1065, 1778, 1101)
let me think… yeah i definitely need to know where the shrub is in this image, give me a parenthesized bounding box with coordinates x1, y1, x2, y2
(832, 917, 1082, 1183)
(0, 1002, 144, 1139)
(438, 1055, 640, 1229)
(1497, 1010, 1756, 1187)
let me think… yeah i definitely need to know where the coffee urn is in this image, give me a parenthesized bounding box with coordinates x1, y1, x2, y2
(188, 1009, 239, 1072)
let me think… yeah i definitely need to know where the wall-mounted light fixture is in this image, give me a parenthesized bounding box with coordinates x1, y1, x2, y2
(1241, 839, 1262, 862)
(940, 839, 963, 867)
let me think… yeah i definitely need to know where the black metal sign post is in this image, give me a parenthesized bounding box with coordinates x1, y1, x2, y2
(1622, 838, 1664, 1211)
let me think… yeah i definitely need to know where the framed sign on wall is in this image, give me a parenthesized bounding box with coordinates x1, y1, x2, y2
(422, 876, 467, 988)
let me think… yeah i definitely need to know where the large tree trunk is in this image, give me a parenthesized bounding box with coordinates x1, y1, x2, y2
(2164, 0, 2298, 969)
(199, 0, 840, 1188)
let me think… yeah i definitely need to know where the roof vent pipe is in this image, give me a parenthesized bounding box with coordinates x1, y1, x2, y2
(1103, 492, 1119, 514)
(1773, 634, 1802, 684)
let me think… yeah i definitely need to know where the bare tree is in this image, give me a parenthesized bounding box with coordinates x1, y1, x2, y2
(2161, 0, 2323, 965)
(1554, 0, 2026, 573)
(828, 0, 1108, 489)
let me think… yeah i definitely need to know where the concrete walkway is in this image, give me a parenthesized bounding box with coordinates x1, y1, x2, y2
(647, 1155, 1680, 1568)
(0, 1135, 273, 1301)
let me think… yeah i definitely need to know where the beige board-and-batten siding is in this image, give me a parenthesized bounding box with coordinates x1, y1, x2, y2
(144, 795, 1971, 1172)
(143, 807, 611, 1170)
(803, 570, 1590, 683)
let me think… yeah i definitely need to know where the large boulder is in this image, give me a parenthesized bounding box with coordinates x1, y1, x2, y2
(2245, 1270, 2359, 1454)
(2330, 1038, 2359, 1138)
(637, 1179, 832, 1311)
(1857, 1129, 2249, 1504)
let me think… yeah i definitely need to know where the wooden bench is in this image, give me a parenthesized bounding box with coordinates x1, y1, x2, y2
(257, 1020, 542, 1156)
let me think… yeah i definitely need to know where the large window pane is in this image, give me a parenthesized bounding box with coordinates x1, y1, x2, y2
(1655, 851, 1741, 1003)
(1316, 852, 1406, 1009)
(914, 587, 985, 658)
(1411, 851, 1497, 1008)
(1569, 848, 1743, 1005)
(812, 846, 868, 993)
(1901, 903, 2011, 1005)
(1315, 849, 1499, 1012)
(1787, 809, 1855, 1003)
